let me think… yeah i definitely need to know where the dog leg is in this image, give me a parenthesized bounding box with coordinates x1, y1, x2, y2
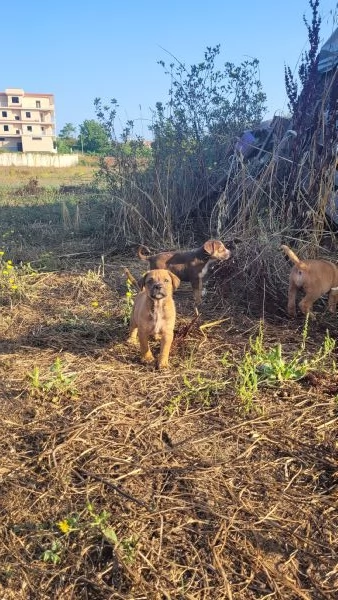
(138, 329, 155, 364)
(299, 295, 316, 316)
(328, 289, 338, 313)
(192, 277, 203, 305)
(287, 280, 298, 316)
(158, 332, 174, 369)
(127, 320, 138, 345)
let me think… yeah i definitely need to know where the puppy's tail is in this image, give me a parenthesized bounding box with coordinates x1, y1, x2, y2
(123, 267, 141, 291)
(137, 245, 151, 261)
(281, 245, 309, 270)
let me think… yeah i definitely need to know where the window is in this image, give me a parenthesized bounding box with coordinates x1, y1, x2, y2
(4, 125, 9, 131)
(36, 101, 41, 108)
(12, 96, 19, 103)
(26, 111, 31, 118)
(15, 116, 20, 120)
(0, 137, 5, 141)
(2, 111, 7, 117)
(16, 130, 20, 134)
(27, 126, 32, 132)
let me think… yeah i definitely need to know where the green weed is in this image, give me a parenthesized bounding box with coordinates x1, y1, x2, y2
(54, 503, 138, 566)
(86, 503, 137, 563)
(166, 372, 230, 416)
(41, 540, 62, 565)
(123, 275, 136, 325)
(86, 502, 118, 545)
(0, 251, 37, 304)
(237, 319, 336, 413)
(27, 357, 78, 402)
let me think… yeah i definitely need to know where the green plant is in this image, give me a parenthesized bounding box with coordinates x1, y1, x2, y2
(41, 540, 62, 565)
(0, 254, 19, 301)
(237, 347, 260, 414)
(27, 366, 41, 393)
(0, 251, 39, 305)
(237, 319, 336, 413)
(87, 503, 118, 545)
(27, 357, 78, 401)
(94, 45, 266, 247)
(166, 372, 229, 416)
(122, 276, 136, 325)
(88, 504, 138, 563)
(284, 0, 321, 113)
(78, 119, 111, 154)
(120, 536, 138, 564)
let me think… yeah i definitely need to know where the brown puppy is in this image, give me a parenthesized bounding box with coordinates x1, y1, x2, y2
(127, 269, 180, 369)
(138, 239, 231, 304)
(281, 244, 338, 316)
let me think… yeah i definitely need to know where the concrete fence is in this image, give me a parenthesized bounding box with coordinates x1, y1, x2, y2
(0, 153, 79, 167)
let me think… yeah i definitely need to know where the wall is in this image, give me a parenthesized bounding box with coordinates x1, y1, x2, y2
(21, 135, 55, 153)
(0, 153, 79, 167)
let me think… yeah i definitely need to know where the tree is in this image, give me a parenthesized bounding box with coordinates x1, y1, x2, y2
(59, 123, 77, 139)
(57, 122, 78, 153)
(78, 120, 110, 154)
(152, 45, 266, 145)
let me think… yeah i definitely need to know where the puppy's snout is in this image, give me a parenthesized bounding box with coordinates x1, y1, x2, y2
(219, 247, 231, 260)
(149, 278, 167, 299)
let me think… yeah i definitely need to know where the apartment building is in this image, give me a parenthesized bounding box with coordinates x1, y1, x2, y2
(0, 88, 56, 153)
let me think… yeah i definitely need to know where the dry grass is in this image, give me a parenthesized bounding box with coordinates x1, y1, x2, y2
(1, 166, 337, 598)
(0, 156, 98, 189)
(1, 248, 338, 599)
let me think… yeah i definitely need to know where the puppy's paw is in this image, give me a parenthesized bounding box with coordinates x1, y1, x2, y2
(158, 360, 169, 370)
(141, 352, 155, 364)
(127, 335, 138, 345)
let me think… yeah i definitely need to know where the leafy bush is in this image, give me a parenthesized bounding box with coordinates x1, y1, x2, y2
(94, 46, 266, 247)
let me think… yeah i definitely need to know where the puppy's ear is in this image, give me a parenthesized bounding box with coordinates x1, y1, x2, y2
(169, 272, 180, 290)
(137, 272, 149, 290)
(203, 240, 216, 255)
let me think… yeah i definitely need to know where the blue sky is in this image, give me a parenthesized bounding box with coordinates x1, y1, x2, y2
(2, 1, 337, 137)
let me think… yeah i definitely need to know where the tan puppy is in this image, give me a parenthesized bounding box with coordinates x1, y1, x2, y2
(281, 244, 338, 316)
(127, 269, 180, 369)
(138, 239, 231, 304)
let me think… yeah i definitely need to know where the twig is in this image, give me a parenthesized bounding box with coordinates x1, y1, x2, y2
(74, 468, 152, 511)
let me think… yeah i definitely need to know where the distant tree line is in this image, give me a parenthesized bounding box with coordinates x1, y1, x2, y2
(56, 120, 111, 154)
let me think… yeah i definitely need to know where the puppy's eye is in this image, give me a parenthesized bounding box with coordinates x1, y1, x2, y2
(164, 278, 170, 283)
(147, 278, 154, 284)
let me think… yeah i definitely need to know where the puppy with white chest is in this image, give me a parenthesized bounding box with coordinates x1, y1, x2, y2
(281, 244, 338, 316)
(138, 239, 231, 304)
(127, 269, 180, 369)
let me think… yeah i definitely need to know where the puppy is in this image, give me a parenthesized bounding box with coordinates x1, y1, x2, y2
(138, 239, 231, 304)
(281, 244, 338, 316)
(127, 269, 180, 369)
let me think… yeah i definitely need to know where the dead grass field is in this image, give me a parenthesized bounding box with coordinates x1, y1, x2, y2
(0, 175, 337, 599)
(0, 156, 98, 188)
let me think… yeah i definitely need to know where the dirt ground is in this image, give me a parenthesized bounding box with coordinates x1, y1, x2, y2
(1, 243, 338, 599)
(0, 175, 337, 598)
